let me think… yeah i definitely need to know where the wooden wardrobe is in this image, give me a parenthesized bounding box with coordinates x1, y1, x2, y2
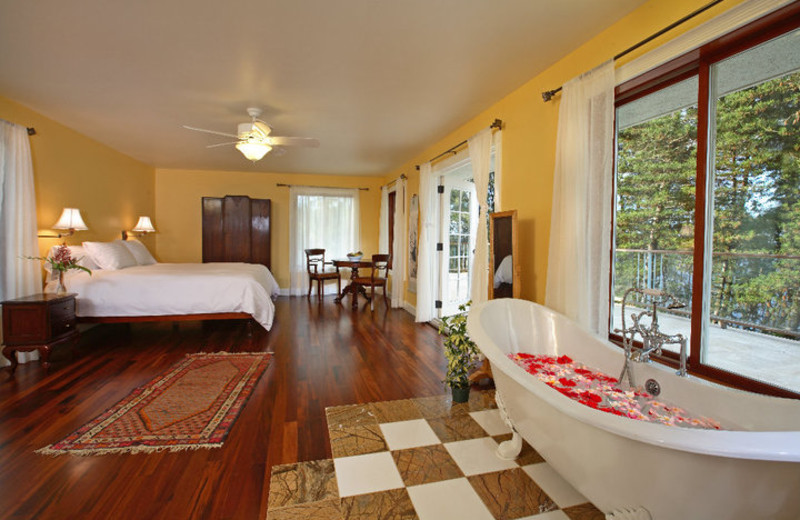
(202, 195, 271, 270)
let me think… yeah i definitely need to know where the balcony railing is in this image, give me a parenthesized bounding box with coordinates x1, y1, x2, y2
(614, 248, 800, 340)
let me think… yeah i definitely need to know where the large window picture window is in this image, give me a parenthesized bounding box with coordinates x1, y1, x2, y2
(289, 187, 360, 295)
(612, 11, 800, 396)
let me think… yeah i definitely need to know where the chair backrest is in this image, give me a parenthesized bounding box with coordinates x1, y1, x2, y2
(305, 249, 326, 274)
(371, 254, 390, 279)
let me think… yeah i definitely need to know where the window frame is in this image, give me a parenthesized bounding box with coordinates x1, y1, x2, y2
(609, 2, 800, 399)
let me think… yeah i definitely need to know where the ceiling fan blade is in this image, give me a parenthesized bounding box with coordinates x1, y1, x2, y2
(182, 125, 239, 139)
(271, 146, 288, 156)
(206, 141, 239, 148)
(267, 136, 320, 147)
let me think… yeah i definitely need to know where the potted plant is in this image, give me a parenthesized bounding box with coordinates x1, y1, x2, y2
(439, 301, 479, 403)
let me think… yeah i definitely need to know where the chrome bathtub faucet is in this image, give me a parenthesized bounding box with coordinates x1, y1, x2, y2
(614, 288, 689, 388)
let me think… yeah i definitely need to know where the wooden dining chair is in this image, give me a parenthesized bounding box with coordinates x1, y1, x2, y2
(305, 249, 341, 300)
(354, 254, 390, 310)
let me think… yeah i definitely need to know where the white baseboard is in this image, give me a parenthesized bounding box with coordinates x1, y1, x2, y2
(402, 301, 416, 316)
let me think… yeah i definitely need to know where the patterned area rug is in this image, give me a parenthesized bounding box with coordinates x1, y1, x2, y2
(37, 352, 272, 456)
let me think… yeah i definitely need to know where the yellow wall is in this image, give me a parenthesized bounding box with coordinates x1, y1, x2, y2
(0, 96, 155, 257)
(388, 0, 746, 307)
(154, 169, 384, 289)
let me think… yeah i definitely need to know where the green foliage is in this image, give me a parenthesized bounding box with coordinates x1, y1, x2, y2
(615, 69, 800, 336)
(439, 301, 480, 389)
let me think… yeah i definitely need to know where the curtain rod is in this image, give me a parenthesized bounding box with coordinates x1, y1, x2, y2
(276, 183, 369, 191)
(415, 119, 502, 171)
(541, 0, 725, 102)
(0, 118, 36, 135)
(381, 173, 407, 189)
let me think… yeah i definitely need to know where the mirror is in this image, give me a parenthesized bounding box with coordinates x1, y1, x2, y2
(489, 210, 520, 299)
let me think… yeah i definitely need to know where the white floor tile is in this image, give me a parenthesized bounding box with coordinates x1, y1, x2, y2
(379, 419, 441, 451)
(522, 462, 588, 508)
(407, 478, 495, 520)
(443, 437, 518, 476)
(469, 409, 512, 436)
(516, 510, 572, 520)
(333, 452, 404, 497)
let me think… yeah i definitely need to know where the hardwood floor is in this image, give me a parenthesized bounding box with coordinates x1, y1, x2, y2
(0, 297, 448, 520)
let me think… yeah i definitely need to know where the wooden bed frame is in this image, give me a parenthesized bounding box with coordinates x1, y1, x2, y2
(76, 196, 271, 326)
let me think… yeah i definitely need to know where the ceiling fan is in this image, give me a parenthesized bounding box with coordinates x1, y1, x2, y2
(183, 107, 319, 162)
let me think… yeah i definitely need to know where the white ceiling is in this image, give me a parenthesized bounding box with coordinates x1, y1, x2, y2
(0, 0, 647, 176)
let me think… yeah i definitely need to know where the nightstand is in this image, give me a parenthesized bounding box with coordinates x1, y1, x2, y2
(2, 293, 79, 373)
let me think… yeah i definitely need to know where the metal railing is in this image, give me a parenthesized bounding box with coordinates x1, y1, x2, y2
(614, 248, 800, 339)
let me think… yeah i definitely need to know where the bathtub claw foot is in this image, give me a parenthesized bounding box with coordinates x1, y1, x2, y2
(494, 389, 523, 460)
(605, 506, 652, 520)
(496, 431, 523, 460)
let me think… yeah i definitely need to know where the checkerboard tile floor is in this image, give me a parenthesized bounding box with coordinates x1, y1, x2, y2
(267, 390, 604, 520)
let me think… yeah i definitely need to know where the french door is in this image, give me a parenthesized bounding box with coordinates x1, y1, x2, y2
(438, 169, 477, 317)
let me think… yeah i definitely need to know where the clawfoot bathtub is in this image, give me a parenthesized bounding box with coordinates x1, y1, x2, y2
(467, 299, 800, 520)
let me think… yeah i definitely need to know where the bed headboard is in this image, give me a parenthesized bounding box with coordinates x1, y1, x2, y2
(201, 195, 271, 271)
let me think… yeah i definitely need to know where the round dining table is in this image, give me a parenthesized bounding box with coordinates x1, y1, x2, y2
(332, 258, 373, 310)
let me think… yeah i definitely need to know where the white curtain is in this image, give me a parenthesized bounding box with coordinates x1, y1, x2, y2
(379, 186, 389, 253)
(289, 186, 359, 296)
(415, 162, 438, 322)
(545, 60, 615, 335)
(0, 120, 42, 366)
(468, 128, 492, 307)
(390, 178, 406, 308)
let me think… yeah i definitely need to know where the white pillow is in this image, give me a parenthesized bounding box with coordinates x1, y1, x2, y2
(83, 241, 138, 270)
(494, 255, 513, 288)
(44, 245, 101, 272)
(122, 239, 157, 265)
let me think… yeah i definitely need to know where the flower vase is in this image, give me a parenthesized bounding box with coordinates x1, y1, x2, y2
(56, 271, 67, 294)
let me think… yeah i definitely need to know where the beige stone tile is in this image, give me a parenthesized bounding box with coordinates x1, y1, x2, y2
(412, 395, 470, 419)
(492, 433, 546, 465)
(370, 399, 424, 423)
(326, 404, 378, 430)
(427, 414, 488, 443)
(329, 423, 388, 458)
(340, 489, 417, 520)
(391, 444, 464, 487)
(468, 468, 557, 520)
(267, 499, 343, 520)
(268, 460, 339, 510)
(562, 503, 606, 520)
(468, 389, 497, 412)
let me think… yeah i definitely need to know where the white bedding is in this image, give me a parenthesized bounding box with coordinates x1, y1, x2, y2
(55, 263, 280, 330)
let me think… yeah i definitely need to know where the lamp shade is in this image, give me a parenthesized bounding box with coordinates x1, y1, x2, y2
(236, 141, 271, 161)
(132, 216, 156, 233)
(52, 208, 88, 230)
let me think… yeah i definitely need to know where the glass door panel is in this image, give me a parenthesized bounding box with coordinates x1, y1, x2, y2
(440, 176, 475, 317)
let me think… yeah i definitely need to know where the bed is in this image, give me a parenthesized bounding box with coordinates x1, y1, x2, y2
(47, 240, 280, 331)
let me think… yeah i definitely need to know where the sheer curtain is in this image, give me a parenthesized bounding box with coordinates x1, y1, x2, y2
(390, 178, 406, 308)
(545, 60, 615, 335)
(415, 162, 438, 322)
(289, 186, 360, 296)
(468, 128, 492, 307)
(0, 120, 42, 366)
(379, 186, 389, 253)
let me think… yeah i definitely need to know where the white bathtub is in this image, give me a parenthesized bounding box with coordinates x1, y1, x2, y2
(467, 299, 800, 520)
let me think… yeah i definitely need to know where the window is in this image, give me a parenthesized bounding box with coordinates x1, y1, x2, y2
(288, 187, 359, 295)
(611, 6, 800, 397)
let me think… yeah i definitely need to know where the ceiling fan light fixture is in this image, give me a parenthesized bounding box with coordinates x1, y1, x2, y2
(236, 141, 271, 161)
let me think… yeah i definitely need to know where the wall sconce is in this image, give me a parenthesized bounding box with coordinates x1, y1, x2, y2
(38, 208, 88, 238)
(122, 216, 156, 240)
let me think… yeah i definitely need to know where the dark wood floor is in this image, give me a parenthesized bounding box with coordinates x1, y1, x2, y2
(0, 297, 448, 520)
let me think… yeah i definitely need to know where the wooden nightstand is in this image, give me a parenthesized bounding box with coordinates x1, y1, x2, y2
(2, 293, 79, 373)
